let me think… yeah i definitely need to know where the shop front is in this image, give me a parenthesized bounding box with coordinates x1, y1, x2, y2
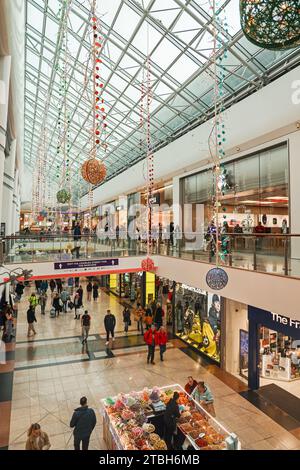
(107, 271, 155, 307)
(181, 142, 289, 243)
(248, 306, 300, 391)
(224, 301, 300, 389)
(174, 283, 223, 365)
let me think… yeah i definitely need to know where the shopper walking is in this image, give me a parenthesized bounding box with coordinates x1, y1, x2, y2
(27, 306, 37, 337)
(81, 310, 91, 344)
(86, 281, 93, 302)
(39, 291, 47, 315)
(60, 288, 69, 313)
(104, 310, 116, 345)
(2, 310, 14, 342)
(40, 280, 48, 293)
(123, 306, 131, 334)
(92, 282, 99, 301)
(73, 293, 83, 320)
(52, 293, 62, 317)
(164, 391, 180, 450)
(144, 324, 159, 365)
(49, 279, 56, 293)
(158, 326, 167, 362)
(15, 281, 25, 301)
(144, 304, 153, 331)
(70, 396, 97, 451)
(28, 293, 39, 311)
(154, 303, 164, 329)
(77, 285, 83, 304)
(134, 303, 145, 335)
(35, 280, 41, 295)
(191, 381, 216, 417)
(25, 423, 51, 450)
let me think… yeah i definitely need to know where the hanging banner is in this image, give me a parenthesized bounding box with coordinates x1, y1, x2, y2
(54, 259, 119, 271)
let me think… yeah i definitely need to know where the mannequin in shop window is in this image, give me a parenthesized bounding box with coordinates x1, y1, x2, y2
(183, 306, 194, 337)
(175, 300, 184, 333)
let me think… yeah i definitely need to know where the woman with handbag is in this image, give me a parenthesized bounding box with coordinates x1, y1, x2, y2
(73, 293, 83, 320)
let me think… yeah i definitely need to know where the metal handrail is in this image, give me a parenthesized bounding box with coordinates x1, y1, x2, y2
(1, 232, 298, 241)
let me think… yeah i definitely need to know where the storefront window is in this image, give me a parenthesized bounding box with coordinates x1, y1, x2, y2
(259, 327, 300, 381)
(181, 142, 289, 232)
(174, 284, 222, 364)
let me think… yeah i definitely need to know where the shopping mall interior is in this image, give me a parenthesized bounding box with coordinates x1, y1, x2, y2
(1, 0, 300, 454)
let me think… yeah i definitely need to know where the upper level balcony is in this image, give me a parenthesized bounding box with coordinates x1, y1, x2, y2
(1, 231, 300, 279)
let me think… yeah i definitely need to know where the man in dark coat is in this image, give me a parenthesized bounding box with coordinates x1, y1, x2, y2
(70, 396, 97, 450)
(104, 310, 116, 345)
(27, 306, 37, 337)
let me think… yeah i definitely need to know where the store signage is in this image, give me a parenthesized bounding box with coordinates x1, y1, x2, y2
(54, 259, 119, 271)
(181, 284, 206, 295)
(271, 312, 300, 329)
(248, 306, 300, 339)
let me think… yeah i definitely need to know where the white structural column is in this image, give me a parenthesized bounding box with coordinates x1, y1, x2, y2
(13, 167, 20, 233)
(0, 55, 11, 227)
(2, 139, 16, 235)
(172, 176, 181, 230)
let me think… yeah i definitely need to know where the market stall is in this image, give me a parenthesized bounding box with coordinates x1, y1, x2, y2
(101, 384, 240, 451)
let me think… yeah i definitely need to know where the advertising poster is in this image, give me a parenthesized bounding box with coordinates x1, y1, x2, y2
(200, 293, 221, 363)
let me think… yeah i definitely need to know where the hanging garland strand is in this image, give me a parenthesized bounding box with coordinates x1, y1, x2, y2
(56, 0, 72, 227)
(207, 0, 229, 265)
(81, 1, 107, 230)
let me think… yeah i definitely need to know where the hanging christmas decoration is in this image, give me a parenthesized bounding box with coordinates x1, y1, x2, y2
(141, 257, 155, 272)
(140, 35, 155, 272)
(57, 189, 71, 204)
(205, 0, 229, 288)
(81, 158, 106, 185)
(206, 267, 228, 290)
(240, 1, 300, 50)
(55, 0, 73, 228)
(81, 2, 107, 228)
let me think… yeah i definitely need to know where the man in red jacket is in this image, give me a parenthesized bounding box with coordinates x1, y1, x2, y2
(158, 326, 168, 362)
(144, 324, 159, 365)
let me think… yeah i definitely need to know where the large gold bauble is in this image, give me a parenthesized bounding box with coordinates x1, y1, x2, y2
(81, 158, 107, 185)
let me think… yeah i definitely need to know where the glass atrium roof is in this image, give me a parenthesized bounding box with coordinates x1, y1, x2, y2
(24, 0, 300, 194)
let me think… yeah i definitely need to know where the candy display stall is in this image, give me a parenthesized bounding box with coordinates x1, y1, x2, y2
(101, 384, 240, 451)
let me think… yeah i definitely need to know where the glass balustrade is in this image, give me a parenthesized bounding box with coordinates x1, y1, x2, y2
(1, 232, 298, 279)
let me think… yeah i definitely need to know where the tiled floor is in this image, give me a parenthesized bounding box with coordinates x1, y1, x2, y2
(3, 284, 300, 450)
